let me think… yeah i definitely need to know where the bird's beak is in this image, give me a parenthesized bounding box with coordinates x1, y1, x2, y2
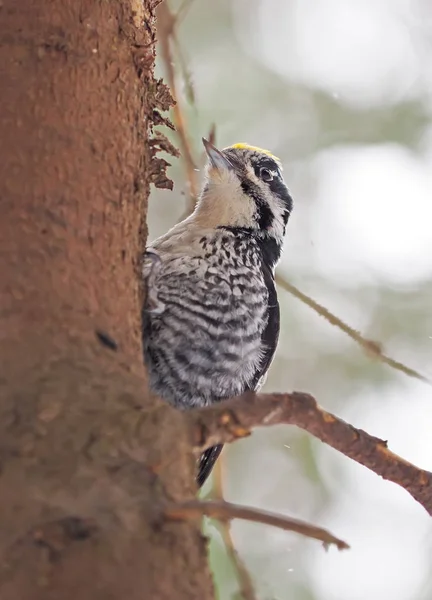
(202, 138, 234, 172)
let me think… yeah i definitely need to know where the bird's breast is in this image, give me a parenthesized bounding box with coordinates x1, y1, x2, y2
(143, 246, 269, 409)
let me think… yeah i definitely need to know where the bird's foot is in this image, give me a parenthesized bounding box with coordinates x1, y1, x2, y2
(142, 250, 165, 314)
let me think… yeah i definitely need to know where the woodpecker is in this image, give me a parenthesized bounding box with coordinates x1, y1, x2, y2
(142, 139, 293, 487)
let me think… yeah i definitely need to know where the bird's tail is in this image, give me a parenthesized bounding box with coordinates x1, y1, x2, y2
(197, 444, 224, 488)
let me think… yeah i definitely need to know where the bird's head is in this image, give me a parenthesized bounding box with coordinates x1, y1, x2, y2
(194, 139, 293, 246)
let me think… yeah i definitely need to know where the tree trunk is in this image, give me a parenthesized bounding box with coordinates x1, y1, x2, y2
(0, 1, 213, 598)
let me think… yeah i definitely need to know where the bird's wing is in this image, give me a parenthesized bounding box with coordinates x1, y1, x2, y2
(250, 260, 280, 391)
(197, 261, 280, 488)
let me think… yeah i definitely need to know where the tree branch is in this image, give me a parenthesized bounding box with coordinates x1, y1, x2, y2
(189, 392, 432, 516)
(276, 275, 429, 384)
(208, 459, 258, 600)
(165, 500, 349, 550)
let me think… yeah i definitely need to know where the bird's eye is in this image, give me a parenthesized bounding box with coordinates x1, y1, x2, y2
(259, 168, 273, 182)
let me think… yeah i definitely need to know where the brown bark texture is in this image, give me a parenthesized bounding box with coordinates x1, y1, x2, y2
(0, 1, 213, 598)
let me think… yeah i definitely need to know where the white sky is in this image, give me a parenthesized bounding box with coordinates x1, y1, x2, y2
(311, 143, 432, 286)
(241, 0, 432, 109)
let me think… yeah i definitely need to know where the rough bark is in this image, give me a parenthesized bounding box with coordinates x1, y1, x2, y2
(0, 1, 213, 598)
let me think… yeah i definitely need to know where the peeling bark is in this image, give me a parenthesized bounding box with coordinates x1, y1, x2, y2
(0, 1, 213, 598)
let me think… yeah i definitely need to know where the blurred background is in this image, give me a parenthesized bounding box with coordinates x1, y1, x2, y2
(149, 1, 432, 598)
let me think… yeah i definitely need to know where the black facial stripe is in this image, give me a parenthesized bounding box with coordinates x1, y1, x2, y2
(217, 225, 253, 236)
(220, 147, 293, 232)
(252, 157, 280, 179)
(281, 209, 291, 226)
(268, 178, 293, 225)
(240, 179, 274, 231)
(251, 158, 292, 226)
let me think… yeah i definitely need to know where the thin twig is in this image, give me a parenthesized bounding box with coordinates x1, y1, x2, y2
(276, 274, 429, 384)
(157, 3, 199, 212)
(210, 459, 257, 600)
(165, 500, 349, 550)
(190, 391, 432, 516)
(176, 0, 196, 22)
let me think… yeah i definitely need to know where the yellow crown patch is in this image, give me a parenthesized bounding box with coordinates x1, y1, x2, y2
(226, 143, 279, 162)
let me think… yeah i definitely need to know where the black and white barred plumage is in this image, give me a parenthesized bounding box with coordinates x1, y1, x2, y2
(143, 140, 293, 487)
